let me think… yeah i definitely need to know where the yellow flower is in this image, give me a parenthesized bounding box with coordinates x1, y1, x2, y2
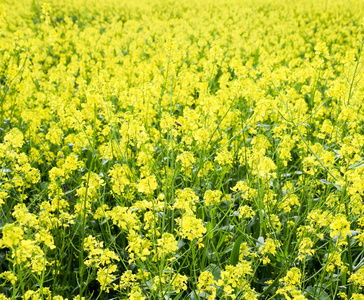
(197, 271, 215, 293)
(259, 238, 278, 256)
(0, 191, 9, 207)
(177, 151, 195, 174)
(349, 266, 364, 288)
(217, 261, 254, 299)
(157, 233, 178, 256)
(106, 206, 140, 231)
(177, 214, 206, 246)
(128, 286, 146, 300)
(238, 205, 255, 219)
(215, 149, 233, 167)
(172, 273, 188, 293)
(97, 265, 117, 293)
(281, 267, 302, 286)
(204, 190, 223, 206)
(137, 175, 158, 195)
(173, 188, 199, 214)
(126, 231, 152, 263)
(298, 237, 314, 261)
(0, 223, 24, 248)
(4, 128, 24, 149)
(116, 270, 137, 290)
(330, 214, 352, 245)
(0, 271, 17, 284)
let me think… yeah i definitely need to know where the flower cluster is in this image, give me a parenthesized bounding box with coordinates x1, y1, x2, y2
(0, 0, 364, 299)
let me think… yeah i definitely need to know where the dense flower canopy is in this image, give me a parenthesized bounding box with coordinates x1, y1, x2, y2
(1, 0, 364, 299)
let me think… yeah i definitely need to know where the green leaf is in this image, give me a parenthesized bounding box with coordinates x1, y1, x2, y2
(204, 263, 221, 281)
(230, 235, 245, 266)
(306, 285, 330, 300)
(206, 221, 213, 240)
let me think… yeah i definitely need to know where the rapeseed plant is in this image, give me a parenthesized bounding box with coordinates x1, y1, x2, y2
(1, 0, 364, 299)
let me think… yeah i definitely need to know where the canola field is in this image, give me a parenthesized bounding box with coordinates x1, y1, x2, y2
(1, 0, 364, 299)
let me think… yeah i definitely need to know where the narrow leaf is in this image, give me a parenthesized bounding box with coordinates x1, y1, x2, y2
(230, 235, 245, 266)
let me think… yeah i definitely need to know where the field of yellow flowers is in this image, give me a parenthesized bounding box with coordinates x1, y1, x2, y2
(1, 0, 364, 299)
